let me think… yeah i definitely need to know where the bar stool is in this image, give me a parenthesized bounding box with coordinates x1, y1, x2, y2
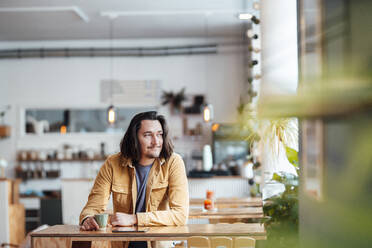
(187, 236, 211, 248)
(234, 237, 255, 248)
(210, 236, 233, 248)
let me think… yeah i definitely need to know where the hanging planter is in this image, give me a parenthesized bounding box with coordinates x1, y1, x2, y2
(0, 106, 11, 138)
(0, 125, 11, 138)
(161, 88, 187, 115)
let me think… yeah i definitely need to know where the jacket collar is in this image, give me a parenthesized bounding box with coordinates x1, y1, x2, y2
(120, 155, 165, 168)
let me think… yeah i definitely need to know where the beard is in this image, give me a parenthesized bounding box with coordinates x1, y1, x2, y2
(145, 146, 162, 158)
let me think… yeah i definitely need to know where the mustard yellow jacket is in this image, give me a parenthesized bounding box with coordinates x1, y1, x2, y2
(79, 152, 189, 227)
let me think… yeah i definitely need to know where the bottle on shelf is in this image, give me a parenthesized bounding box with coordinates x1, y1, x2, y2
(204, 190, 215, 211)
(202, 145, 213, 171)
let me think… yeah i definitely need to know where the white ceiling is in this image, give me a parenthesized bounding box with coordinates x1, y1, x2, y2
(0, 0, 257, 41)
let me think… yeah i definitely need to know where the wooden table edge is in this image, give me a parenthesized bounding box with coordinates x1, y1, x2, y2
(31, 235, 266, 248)
(30, 233, 267, 237)
(188, 214, 264, 219)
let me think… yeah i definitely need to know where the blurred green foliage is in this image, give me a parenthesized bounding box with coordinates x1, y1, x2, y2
(259, 146, 299, 248)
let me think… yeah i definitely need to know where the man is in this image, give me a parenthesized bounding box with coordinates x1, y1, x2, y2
(79, 111, 189, 248)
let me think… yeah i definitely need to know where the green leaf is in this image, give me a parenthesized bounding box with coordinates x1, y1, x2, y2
(285, 146, 299, 168)
(268, 209, 275, 216)
(272, 173, 283, 182)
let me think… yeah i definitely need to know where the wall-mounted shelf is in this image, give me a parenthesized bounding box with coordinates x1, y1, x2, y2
(17, 158, 106, 163)
(23, 107, 156, 135)
(15, 158, 105, 181)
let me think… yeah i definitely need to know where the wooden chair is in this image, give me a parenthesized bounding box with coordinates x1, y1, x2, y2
(187, 236, 211, 248)
(233, 237, 255, 248)
(174, 241, 186, 248)
(0, 244, 19, 248)
(210, 236, 233, 248)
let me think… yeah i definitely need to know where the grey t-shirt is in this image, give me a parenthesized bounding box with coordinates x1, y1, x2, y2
(129, 162, 153, 248)
(134, 162, 153, 213)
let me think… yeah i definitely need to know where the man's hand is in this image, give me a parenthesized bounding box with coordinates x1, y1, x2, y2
(80, 216, 99, 231)
(111, 212, 138, 226)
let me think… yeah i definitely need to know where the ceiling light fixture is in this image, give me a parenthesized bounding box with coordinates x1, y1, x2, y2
(203, 104, 214, 123)
(107, 105, 116, 124)
(202, 13, 214, 124)
(107, 16, 116, 125)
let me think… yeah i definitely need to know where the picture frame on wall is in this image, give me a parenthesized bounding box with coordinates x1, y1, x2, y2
(301, 119, 324, 200)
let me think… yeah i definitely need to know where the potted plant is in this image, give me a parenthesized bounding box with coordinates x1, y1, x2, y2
(161, 88, 187, 115)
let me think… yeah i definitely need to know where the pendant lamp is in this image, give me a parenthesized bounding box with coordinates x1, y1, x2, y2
(107, 16, 116, 124)
(203, 104, 214, 123)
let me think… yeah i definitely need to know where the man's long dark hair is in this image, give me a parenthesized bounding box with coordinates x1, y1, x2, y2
(120, 111, 174, 162)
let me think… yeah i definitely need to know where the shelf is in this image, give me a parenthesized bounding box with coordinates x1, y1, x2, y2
(17, 158, 106, 163)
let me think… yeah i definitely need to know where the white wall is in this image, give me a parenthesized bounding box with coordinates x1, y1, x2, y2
(259, 0, 299, 195)
(1, 38, 244, 119)
(260, 0, 298, 95)
(0, 38, 245, 184)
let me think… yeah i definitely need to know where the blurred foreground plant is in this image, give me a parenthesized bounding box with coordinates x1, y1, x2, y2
(237, 103, 300, 247)
(259, 146, 299, 248)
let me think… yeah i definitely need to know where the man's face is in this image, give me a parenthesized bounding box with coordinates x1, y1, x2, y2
(137, 120, 163, 161)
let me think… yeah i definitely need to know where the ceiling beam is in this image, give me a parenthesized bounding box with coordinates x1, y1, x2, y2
(0, 6, 90, 23)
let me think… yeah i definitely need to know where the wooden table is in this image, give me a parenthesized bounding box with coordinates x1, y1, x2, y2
(190, 197, 263, 208)
(31, 224, 266, 248)
(189, 207, 264, 220)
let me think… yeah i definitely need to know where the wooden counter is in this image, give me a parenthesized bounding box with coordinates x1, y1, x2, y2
(190, 197, 262, 207)
(189, 207, 264, 219)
